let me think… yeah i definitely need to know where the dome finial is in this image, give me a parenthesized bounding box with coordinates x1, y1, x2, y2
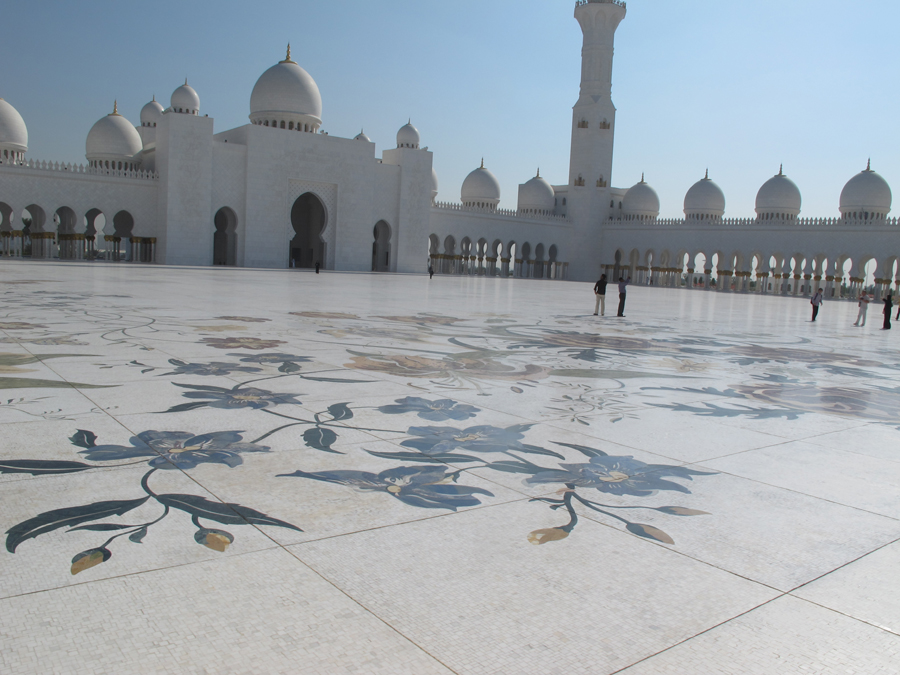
(536, 167, 540, 178)
(282, 43, 296, 64)
(867, 158, 872, 171)
(152, 94, 156, 102)
(641, 172, 645, 183)
(185, 78, 188, 86)
(705, 168, 709, 180)
(480, 158, 484, 169)
(112, 100, 119, 115)
(779, 164, 783, 176)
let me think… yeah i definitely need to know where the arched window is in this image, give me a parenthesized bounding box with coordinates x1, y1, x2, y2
(280, 121, 285, 129)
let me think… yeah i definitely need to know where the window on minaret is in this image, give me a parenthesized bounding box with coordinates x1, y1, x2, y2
(578, 120, 589, 129)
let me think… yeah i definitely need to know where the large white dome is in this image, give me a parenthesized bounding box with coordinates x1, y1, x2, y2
(140, 96, 164, 127)
(461, 161, 501, 209)
(250, 46, 322, 132)
(354, 129, 372, 143)
(840, 162, 892, 220)
(0, 98, 28, 155)
(622, 176, 660, 221)
(518, 170, 555, 215)
(684, 172, 726, 220)
(171, 80, 200, 115)
(397, 121, 420, 149)
(86, 103, 143, 165)
(756, 167, 801, 219)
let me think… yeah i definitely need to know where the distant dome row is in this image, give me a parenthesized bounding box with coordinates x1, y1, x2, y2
(619, 164, 892, 222)
(1, 46, 426, 170)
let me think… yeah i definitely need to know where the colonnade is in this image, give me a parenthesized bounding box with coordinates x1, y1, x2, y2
(0, 202, 156, 263)
(428, 235, 569, 280)
(606, 248, 900, 302)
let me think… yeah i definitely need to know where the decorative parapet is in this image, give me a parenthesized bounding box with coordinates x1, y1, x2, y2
(0, 157, 158, 181)
(576, 0, 626, 7)
(606, 216, 899, 228)
(433, 201, 569, 224)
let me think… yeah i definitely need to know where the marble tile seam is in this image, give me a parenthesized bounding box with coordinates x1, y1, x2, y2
(566, 502, 795, 596)
(606, 593, 895, 675)
(274, 529, 466, 675)
(280, 493, 536, 550)
(786, 535, 900, 603)
(0, 543, 283, 603)
(688, 462, 900, 523)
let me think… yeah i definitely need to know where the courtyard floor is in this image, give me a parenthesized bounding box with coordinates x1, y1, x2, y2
(0, 261, 899, 675)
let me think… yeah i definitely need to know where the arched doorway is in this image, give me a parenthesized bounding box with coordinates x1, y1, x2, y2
(24, 205, 46, 258)
(372, 221, 391, 272)
(214, 207, 238, 266)
(56, 206, 79, 260)
(85, 209, 105, 259)
(290, 193, 326, 269)
(113, 211, 134, 262)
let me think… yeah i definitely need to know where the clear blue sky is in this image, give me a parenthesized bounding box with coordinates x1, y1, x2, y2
(2, 0, 898, 218)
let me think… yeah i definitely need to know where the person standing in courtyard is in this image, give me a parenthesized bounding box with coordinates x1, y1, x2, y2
(854, 291, 870, 327)
(315, 261, 320, 274)
(428, 264, 434, 279)
(884, 294, 893, 330)
(617, 275, 631, 317)
(593, 274, 607, 315)
(810, 288, 824, 321)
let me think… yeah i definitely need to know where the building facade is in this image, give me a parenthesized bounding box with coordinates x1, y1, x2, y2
(0, 0, 897, 297)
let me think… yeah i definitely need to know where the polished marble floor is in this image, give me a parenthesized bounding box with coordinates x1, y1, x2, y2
(1, 260, 899, 674)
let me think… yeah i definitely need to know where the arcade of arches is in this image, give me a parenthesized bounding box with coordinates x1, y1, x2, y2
(606, 248, 900, 302)
(0, 201, 154, 262)
(427, 235, 568, 279)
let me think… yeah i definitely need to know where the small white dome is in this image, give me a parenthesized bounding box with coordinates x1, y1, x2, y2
(461, 161, 501, 208)
(756, 167, 802, 218)
(622, 176, 660, 220)
(85, 103, 143, 162)
(250, 46, 322, 130)
(518, 170, 555, 214)
(397, 121, 420, 149)
(431, 168, 439, 200)
(684, 171, 726, 220)
(171, 80, 200, 115)
(840, 162, 892, 219)
(354, 129, 372, 142)
(0, 98, 28, 153)
(140, 96, 164, 127)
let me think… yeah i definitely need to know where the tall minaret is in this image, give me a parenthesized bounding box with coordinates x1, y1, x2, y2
(568, 0, 626, 199)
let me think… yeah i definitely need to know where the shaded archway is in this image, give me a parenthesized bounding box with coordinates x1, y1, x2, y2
(24, 205, 47, 258)
(428, 234, 440, 272)
(84, 209, 105, 259)
(214, 207, 238, 266)
(443, 235, 457, 274)
(534, 243, 546, 279)
(372, 220, 392, 272)
(56, 206, 80, 260)
(113, 211, 135, 262)
(290, 193, 326, 269)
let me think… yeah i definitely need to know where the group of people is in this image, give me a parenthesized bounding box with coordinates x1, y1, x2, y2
(591, 277, 898, 330)
(851, 290, 897, 329)
(593, 274, 631, 317)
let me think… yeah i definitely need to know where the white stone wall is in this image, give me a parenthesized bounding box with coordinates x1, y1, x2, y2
(155, 113, 214, 266)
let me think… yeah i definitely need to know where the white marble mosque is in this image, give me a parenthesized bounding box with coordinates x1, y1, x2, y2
(0, 0, 897, 293)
